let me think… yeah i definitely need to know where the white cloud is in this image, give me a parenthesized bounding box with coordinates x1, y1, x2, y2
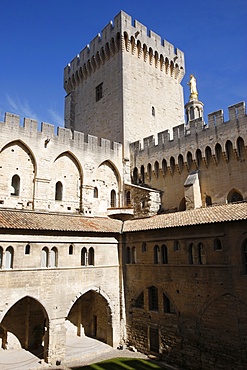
(5, 94, 39, 121)
(48, 108, 64, 127)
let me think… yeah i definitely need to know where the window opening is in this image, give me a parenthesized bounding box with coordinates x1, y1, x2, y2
(93, 187, 98, 198)
(25, 244, 31, 255)
(110, 189, 116, 208)
(88, 247, 94, 266)
(96, 83, 103, 101)
(161, 245, 168, 264)
(69, 244, 73, 255)
(50, 247, 58, 267)
(41, 247, 48, 268)
(81, 247, 87, 266)
(148, 286, 158, 311)
(11, 174, 20, 196)
(154, 245, 159, 264)
(5, 246, 14, 269)
(55, 181, 63, 201)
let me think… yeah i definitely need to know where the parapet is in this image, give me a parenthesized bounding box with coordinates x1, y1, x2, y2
(64, 11, 185, 93)
(0, 112, 122, 156)
(130, 101, 247, 154)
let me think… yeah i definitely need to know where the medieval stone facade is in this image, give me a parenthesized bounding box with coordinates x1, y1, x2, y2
(0, 11, 246, 370)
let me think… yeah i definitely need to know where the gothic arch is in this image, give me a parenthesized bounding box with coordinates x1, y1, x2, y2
(66, 287, 114, 345)
(1, 296, 49, 360)
(0, 139, 37, 173)
(227, 188, 243, 203)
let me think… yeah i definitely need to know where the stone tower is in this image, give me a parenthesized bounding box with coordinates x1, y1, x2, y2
(64, 11, 185, 161)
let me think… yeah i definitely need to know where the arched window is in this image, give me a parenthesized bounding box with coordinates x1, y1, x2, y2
(188, 243, 194, 264)
(142, 242, 147, 252)
(69, 244, 73, 255)
(55, 181, 63, 201)
(170, 156, 175, 176)
(152, 106, 155, 116)
(134, 291, 144, 308)
(11, 174, 20, 196)
(198, 243, 205, 264)
(237, 137, 245, 160)
(147, 163, 152, 180)
(5, 246, 14, 269)
(126, 246, 131, 264)
(196, 149, 202, 168)
(162, 159, 167, 176)
(154, 245, 159, 264)
(140, 165, 145, 183)
(161, 245, 168, 264)
(174, 240, 180, 251)
(148, 286, 158, 311)
(125, 191, 131, 206)
(81, 247, 87, 266)
(50, 247, 58, 267)
(214, 239, 222, 251)
(205, 146, 212, 166)
(25, 244, 31, 255)
(163, 294, 175, 314)
(215, 143, 222, 164)
(205, 195, 212, 206)
(154, 161, 159, 178)
(41, 247, 49, 268)
(133, 167, 138, 184)
(225, 140, 233, 162)
(93, 187, 98, 198)
(0, 247, 3, 268)
(227, 189, 243, 203)
(88, 247, 94, 266)
(132, 247, 136, 264)
(110, 189, 116, 207)
(242, 240, 247, 275)
(187, 152, 193, 171)
(178, 154, 184, 173)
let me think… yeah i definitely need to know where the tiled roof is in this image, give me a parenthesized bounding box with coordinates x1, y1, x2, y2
(0, 209, 122, 233)
(0, 203, 246, 234)
(123, 202, 247, 232)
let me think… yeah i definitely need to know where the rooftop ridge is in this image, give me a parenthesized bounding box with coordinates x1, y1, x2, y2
(0, 112, 122, 156)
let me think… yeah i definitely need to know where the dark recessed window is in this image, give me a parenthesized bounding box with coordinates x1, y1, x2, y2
(96, 83, 103, 101)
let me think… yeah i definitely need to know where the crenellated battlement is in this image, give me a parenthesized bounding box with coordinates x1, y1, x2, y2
(130, 101, 247, 164)
(0, 112, 122, 155)
(64, 11, 185, 93)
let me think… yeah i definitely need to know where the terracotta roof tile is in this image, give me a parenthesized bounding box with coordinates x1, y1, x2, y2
(0, 209, 122, 233)
(123, 202, 247, 232)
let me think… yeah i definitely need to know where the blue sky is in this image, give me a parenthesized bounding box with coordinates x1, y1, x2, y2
(0, 0, 246, 128)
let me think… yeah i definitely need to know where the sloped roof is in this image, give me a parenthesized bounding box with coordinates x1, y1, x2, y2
(0, 202, 246, 234)
(0, 209, 122, 233)
(123, 202, 247, 232)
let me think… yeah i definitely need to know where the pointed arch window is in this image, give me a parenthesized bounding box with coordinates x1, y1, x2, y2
(81, 247, 87, 266)
(50, 247, 58, 267)
(88, 247, 94, 266)
(69, 244, 73, 255)
(154, 245, 159, 264)
(5, 246, 14, 269)
(132, 246, 136, 264)
(25, 244, 31, 255)
(125, 191, 131, 206)
(161, 245, 168, 264)
(110, 189, 116, 208)
(93, 187, 98, 198)
(11, 174, 20, 196)
(148, 286, 158, 311)
(41, 247, 49, 268)
(55, 181, 63, 201)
